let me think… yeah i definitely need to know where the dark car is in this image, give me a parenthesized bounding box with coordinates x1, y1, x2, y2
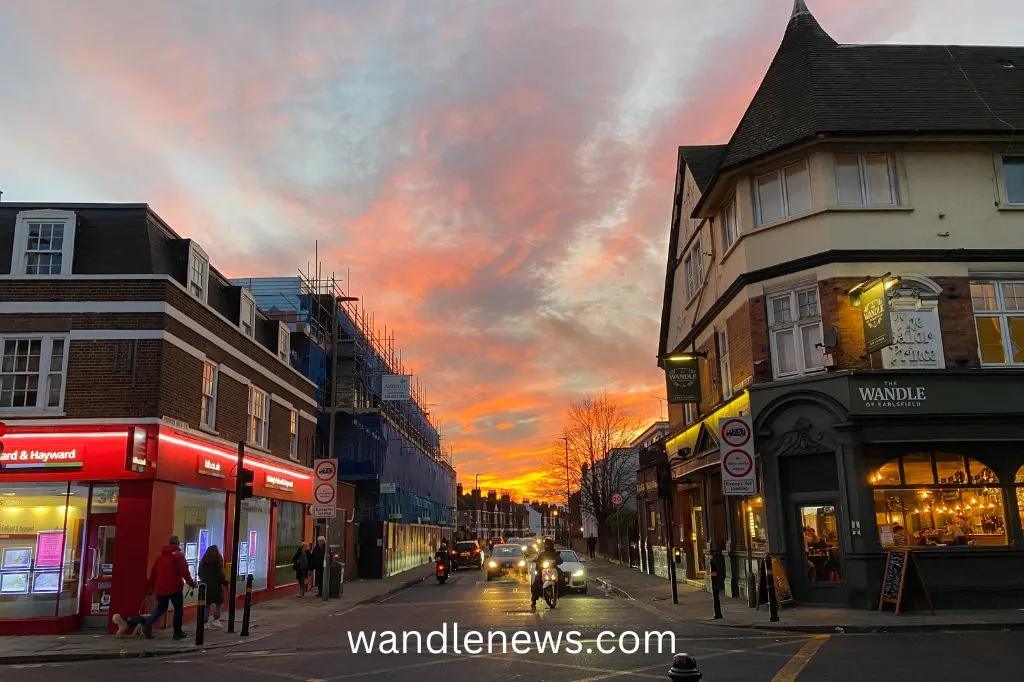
(485, 544, 527, 581)
(453, 541, 482, 569)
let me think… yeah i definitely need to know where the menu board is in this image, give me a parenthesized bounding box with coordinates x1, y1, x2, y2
(35, 531, 66, 568)
(0, 571, 29, 594)
(185, 543, 198, 563)
(246, 558, 256, 576)
(878, 548, 933, 615)
(239, 542, 249, 561)
(2, 547, 33, 570)
(32, 571, 61, 594)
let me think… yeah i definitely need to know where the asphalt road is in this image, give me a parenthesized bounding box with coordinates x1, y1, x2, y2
(4, 565, 1024, 681)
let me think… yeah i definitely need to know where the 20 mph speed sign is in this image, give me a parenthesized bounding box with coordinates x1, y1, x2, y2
(719, 416, 757, 495)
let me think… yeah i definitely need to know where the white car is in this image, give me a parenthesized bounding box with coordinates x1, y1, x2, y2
(551, 549, 588, 594)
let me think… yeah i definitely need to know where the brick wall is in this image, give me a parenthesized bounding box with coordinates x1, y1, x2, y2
(821, 276, 979, 370)
(158, 342, 204, 424)
(215, 373, 250, 444)
(63, 339, 163, 417)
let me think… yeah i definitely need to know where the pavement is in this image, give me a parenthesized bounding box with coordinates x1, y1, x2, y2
(585, 555, 1024, 633)
(0, 564, 435, 665)
(4, 551, 1024, 681)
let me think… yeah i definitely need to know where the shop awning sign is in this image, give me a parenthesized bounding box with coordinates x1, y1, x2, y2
(0, 447, 83, 470)
(719, 416, 757, 495)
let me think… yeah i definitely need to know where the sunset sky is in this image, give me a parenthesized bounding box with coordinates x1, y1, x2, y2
(1, 0, 1020, 499)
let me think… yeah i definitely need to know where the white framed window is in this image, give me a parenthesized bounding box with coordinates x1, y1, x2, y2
(1003, 157, 1024, 205)
(754, 160, 811, 226)
(10, 210, 77, 277)
(717, 329, 732, 401)
(835, 153, 896, 206)
(200, 360, 218, 429)
(767, 285, 825, 379)
(0, 334, 69, 412)
(971, 281, 1024, 365)
(721, 200, 738, 252)
(684, 240, 704, 300)
(278, 323, 291, 363)
(188, 243, 209, 302)
(247, 385, 269, 447)
(288, 409, 299, 461)
(240, 289, 256, 339)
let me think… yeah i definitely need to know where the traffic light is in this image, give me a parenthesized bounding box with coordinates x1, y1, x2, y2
(238, 466, 255, 500)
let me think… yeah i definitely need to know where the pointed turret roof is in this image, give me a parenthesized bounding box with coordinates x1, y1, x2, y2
(690, 0, 1024, 216)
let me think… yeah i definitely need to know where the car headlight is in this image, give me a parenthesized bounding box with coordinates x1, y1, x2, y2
(573, 569, 585, 577)
(518, 560, 526, 567)
(488, 560, 497, 568)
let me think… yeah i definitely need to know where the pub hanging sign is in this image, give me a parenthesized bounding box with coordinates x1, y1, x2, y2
(861, 281, 894, 354)
(665, 357, 701, 404)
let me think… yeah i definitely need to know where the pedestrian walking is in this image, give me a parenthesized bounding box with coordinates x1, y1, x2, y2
(310, 536, 327, 597)
(587, 535, 597, 559)
(142, 535, 197, 639)
(293, 542, 311, 596)
(197, 545, 227, 629)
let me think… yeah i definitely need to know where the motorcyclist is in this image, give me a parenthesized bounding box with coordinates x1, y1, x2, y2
(530, 537, 563, 609)
(434, 538, 451, 570)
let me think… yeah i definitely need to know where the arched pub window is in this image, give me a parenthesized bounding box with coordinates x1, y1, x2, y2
(868, 452, 1007, 548)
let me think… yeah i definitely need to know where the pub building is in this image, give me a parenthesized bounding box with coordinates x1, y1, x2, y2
(656, 2, 1024, 609)
(0, 202, 318, 634)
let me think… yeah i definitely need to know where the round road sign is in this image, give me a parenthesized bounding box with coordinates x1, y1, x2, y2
(722, 449, 753, 478)
(611, 491, 624, 508)
(315, 482, 336, 504)
(720, 417, 752, 448)
(315, 460, 337, 482)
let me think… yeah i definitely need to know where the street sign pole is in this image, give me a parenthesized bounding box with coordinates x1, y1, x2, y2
(312, 459, 339, 600)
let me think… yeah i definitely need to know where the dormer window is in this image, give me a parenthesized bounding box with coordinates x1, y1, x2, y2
(188, 242, 209, 302)
(278, 323, 291, 363)
(11, 210, 77, 277)
(240, 289, 256, 338)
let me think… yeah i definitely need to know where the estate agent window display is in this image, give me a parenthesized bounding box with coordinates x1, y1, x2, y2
(869, 452, 1008, 549)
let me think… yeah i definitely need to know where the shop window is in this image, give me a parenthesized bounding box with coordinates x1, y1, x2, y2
(1015, 466, 1024, 531)
(799, 505, 841, 583)
(739, 496, 768, 553)
(0, 483, 87, 619)
(869, 453, 1007, 548)
(172, 486, 227, 607)
(237, 497, 271, 591)
(274, 501, 305, 589)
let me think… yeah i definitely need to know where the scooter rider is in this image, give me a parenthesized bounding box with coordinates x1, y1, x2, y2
(435, 538, 451, 569)
(530, 537, 563, 609)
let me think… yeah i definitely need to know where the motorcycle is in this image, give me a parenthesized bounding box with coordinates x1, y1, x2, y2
(436, 559, 449, 584)
(539, 560, 559, 608)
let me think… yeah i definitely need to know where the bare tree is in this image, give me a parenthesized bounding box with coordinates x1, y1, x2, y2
(541, 393, 646, 529)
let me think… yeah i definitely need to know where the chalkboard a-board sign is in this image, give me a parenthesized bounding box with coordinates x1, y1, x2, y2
(878, 548, 934, 615)
(754, 556, 795, 610)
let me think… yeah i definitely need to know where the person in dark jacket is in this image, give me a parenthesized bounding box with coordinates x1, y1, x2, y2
(143, 535, 197, 639)
(530, 538, 564, 609)
(310, 536, 327, 597)
(197, 545, 227, 628)
(293, 542, 311, 597)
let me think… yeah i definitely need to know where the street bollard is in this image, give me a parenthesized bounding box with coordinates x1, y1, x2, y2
(765, 557, 780, 623)
(240, 574, 254, 636)
(667, 653, 702, 681)
(195, 583, 207, 646)
(710, 566, 723, 619)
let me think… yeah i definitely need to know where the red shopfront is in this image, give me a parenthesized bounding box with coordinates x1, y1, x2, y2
(0, 423, 313, 635)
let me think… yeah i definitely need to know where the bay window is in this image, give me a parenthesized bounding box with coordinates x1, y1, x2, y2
(834, 153, 896, 206)
(767, 286, 824, 378)
(754, 160, 811, 226)
(721, 200, 738, 251)
(1003, 156, 1024, 205)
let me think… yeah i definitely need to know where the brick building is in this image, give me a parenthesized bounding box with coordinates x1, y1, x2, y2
(0, 203, 319, 634)
(658, 2, 1024, 609)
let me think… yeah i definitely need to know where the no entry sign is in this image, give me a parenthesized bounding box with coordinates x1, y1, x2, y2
(719, 415, 757, 495)
(311, 458, 338, 519)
